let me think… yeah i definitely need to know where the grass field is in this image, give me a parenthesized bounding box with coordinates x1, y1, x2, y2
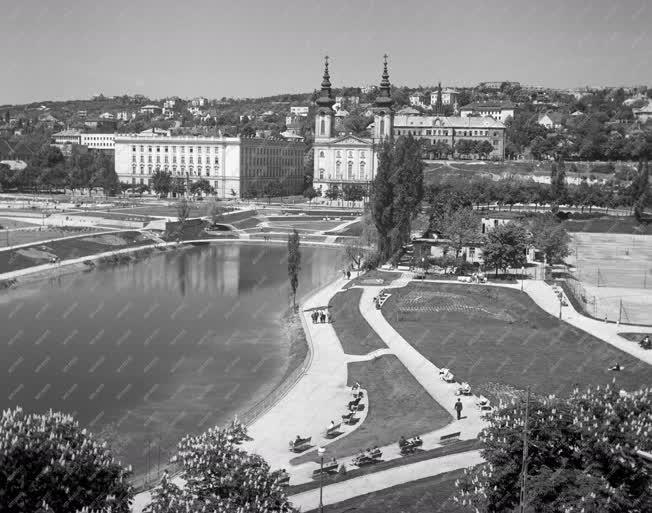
(304, 468, 468, 513)
(0, 217, 39, 229)
(381, 282, 651, 402)
(619, 332, 651, 343)
(0, 231, 155, 274)
(290, 355, 451, 465)
(345, 270, 401, 288)
(329, 288, 387, 355)
(565, 217, 651, 235)
(0, 227, 101, 248)
(267, 220, 344, 231)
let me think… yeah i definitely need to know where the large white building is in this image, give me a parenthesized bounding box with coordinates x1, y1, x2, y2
(114, 130, 305, 198)
(459, 101, 516, 123)
(52, 130, 115, 154)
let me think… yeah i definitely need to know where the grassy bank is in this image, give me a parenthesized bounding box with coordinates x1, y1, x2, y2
(381, 282, 651, 402)
(328, 288, 387, 354)
(303, 467, 469, 513)
(290, 355, 451, 465)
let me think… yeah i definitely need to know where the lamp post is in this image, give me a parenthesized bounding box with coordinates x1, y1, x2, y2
(318, 446, 326, 512)
(559, 296, 562, 320)
(520, 266, 524, 292)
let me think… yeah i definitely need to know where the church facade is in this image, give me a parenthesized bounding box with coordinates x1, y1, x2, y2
(312, 57, 394, 195)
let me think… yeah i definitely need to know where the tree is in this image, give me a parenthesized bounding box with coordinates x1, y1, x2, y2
(287, 229, 301, 309)
(324, 185, 340, 203)
(476, 140, 494, 159)
(482, 222, 530, 276)
(206, 198, 225, 226)
(342, 114, 373, 136)
(303, 185, 320, 206)
(550, 161, 567, 205)
(151, 170, 172, 198)
(176, 197, 190, 240)
(435, 207, 480, 258)
(146, 420, 292, 513)
(344, 237, 369, 274)
(371, 142, 395, 260)
(0, 407, 133, 513)
(342, 184, 365, 205)
(529, 214, 571, 264)
(189, 178, 212, 197)
(455, 384, 651, 512)
(263, 181, 282, 204)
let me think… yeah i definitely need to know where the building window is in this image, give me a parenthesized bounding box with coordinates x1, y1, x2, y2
(320, 117, 325, 135)
(156, 146, 160, 152)
(319, 151, 325, 158)
(132, 145, 136, 152)
(380, 119, 385, 135)
(335, 150, 341, 158)
(347, 151, 353, 158)
(347, 161, 353, 179)
(335, 160, 341, 178)
(360, 161, 366, 179)
(319, 168, 324, 180)
(148, 146, 152, 152)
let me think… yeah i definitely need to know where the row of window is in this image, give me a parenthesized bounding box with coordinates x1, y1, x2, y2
(130, 164, 211, 177)
(131, 145, 217, 154)
(395, 129, 499, 137)
(131, 155, 219, 165)
(317, 150, 367, 159)
(317, 160, 368, 181)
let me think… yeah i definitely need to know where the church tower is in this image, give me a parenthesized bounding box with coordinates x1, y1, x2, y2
(373, 55, 394, 141)
(314, 56, 335, 141)
(434, 82, 443, 116)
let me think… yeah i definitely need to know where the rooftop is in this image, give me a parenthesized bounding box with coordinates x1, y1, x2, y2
(460, 101, 516, 111)
(393, 115, 505, 129)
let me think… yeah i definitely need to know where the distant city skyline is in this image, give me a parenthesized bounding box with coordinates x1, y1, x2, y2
(1, 0, 650, 105)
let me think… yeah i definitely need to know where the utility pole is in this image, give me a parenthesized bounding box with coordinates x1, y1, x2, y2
(618, 299, 623, 325)
(519, 387, 530, 513)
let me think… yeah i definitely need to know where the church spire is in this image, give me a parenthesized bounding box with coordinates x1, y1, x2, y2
(434, 81, 443, 115)
(316, 56, 335, 108)
(375, 54, 393, 108)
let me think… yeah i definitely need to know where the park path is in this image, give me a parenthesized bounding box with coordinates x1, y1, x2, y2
(289, 449, 483, 511)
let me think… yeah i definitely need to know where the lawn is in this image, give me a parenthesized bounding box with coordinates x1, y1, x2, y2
(565, 217, 651, 235)
(0, 218, 38, 229)
(345, 270, 401, 288)
(381, 282, 651, 402)
(619, 332, 651, 343)
(0, 227, 100, 248)
(303, 468, 468, 513)
(267, 220, 345, 231)
(329, 288, 387, 355)
(0, 231, 156, 274)
(290, 355, 451, 465)
(326, 220, 362, 236)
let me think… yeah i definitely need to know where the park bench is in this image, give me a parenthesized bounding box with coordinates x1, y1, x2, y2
(312, 461, 338, 479)
(277, 472, 290, 486)
(352, 454, 380, 467)
(440, 369, 455, 383)
(456, 382, 472, 396)
(288, 436, 312, 453)
(440, 432, 461, 445)
(325, 423, 342, 437)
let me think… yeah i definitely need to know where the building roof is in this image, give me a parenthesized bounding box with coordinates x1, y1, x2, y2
(633, 100, 652, 114)
(460, 101, 516, 111)
(0, 159, 27, 171)
(141, 104, 162, 110)
(280, 131, 304, 141)
(538, 112, 564, 124)
(54, 129, 82, 137)
(396, 106, 421, 115)
(441, 88, 459, 94)
(393, 115, 505, 129)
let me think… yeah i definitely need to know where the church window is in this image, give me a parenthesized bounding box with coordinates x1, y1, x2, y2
(380, 119, 385, 135)
(320, 118, 325, 135)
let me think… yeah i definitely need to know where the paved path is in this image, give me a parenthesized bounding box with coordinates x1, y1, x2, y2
(289, 449, 483, 511)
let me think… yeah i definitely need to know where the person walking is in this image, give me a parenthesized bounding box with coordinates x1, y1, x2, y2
(455, 398, 463, 420)
(346, 270, 351, 279)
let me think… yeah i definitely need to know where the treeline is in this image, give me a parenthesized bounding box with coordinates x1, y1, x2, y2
(0, 143, 120, 195)
(425, 160, 650, 215)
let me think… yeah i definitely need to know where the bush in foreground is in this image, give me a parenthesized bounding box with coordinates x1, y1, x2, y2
(146, 420, 293, 513)
(0, 407, 133, 513)
(455, 383, 651, 512)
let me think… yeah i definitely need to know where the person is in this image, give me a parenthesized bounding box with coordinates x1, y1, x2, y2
(326, 312, 332, 323)
(311, 311, 317, 324)
(346, 270, 351, 279)
(398, 435, 407, 447)
(609, 362, 621, 371)
(455, 398, 463, 420)
(295, 435, 302, 443)
(320, 311, 326, 323)
(329, 420, 336, 430)
(641, 335, 651, 350)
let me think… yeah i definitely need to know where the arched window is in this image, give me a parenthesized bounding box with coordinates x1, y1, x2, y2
(319, 168, 325, 180)
(348, 151, 353, 158)
(320, 117, 325, 135)
(360, 161, 366, 180)
(319, 151, 325, 158)
(336, 150, 341, 158)
(335, 160, 341, 178)
(380, 118, 385, 135)
(347, 161, 353, 179)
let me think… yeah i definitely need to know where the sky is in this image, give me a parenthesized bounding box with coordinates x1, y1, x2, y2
(0, 0, 651, 105)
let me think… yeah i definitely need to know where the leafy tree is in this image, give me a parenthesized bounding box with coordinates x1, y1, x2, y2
(146, 420, 292, 513)
(476, 140, 494, 159)
(455, 384, 651, 513)
(175, 198, 190, 240)
(324, 186, 340, 203)
(371, 142, 395, 260)
(482, 221, 530, 276)
(189, 178, 212, 197)
(342, 114, 373, 136)
(342, 184, 365, 205)
(263, 181, 282, 204)
(528, 214, 571, 264)
(151, 170, 172, 198)
(550, 161, 567, 205)
(287, 229, 301, 309)
(0, 407, 133, 513)
(206, 199, 225, 226)
(435, 207, 480, 258)
(344, 237, 369, 274)
(302, 185, 320, 206)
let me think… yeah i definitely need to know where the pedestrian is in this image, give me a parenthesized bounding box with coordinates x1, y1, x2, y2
(346, 270, 351, 279)
(311, 311, 317, 324)
(320, 311, 326, 323)
(455, 398, 463, 420)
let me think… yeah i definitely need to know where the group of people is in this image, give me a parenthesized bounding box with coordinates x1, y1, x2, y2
(311, 309, 331, 323)
(341, 269, 352, 280)
(640, 335, 651, 350)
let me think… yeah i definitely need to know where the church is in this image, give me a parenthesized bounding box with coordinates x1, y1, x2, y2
(312, 57, 506, 195)
(312, 56, 394, 195)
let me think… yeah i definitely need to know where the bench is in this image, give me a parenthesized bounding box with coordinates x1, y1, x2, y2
(289, 436, 312, 452)
(440, 432, 461, 445)
(326, 423, 342, 437)
(312, 462, 338, 478)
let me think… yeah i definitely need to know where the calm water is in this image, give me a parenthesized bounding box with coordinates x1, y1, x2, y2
(0, 243, 344, 477)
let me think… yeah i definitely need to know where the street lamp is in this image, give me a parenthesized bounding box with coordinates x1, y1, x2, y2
(520, 266, 524, 292)
(318, 446, 326, 512)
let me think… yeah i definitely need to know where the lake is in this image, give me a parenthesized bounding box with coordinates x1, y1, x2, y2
(0, 242, 344, 479)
